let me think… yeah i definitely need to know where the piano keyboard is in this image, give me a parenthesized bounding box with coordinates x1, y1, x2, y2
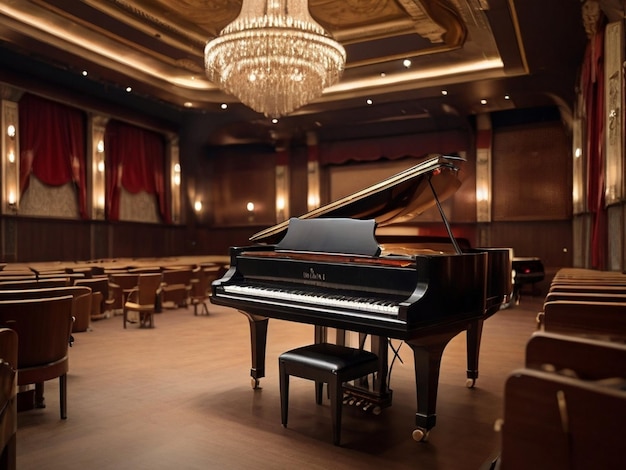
(222, 284, 401, 315)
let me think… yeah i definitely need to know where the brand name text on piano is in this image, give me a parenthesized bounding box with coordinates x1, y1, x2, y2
(303, 268, 326, 281)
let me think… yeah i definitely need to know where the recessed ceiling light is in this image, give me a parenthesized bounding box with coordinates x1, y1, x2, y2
(480, 99, 487, 105)
(184, 102, 193, 108)
(504, 94, 510, 100)
(81, 70, 88, 77)
(441, 90, 448, 96)
(380, 72, 386, 78)
(366, 99, 373, 105)
(403, 59, 412, 68)
(125, 86, 132, 93)
(271, 118, 279, 124)
(220, 103, 228, 110)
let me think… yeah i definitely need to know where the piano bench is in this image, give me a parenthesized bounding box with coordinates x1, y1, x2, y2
(278, 342, 379, 446)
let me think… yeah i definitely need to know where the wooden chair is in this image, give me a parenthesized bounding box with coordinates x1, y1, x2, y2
(108, 273, 139, 313)
(189, 267, 219, 315)
(160, 268, 193, 309)
(123, 273, 162, 328)
(74, 277, 115, 320)
(0, 328, 17, 470)
(0, 296, 74, 419)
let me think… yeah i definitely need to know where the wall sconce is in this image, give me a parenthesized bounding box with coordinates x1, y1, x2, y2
(7, 190, 17, 213)
(194, 200, 203, 212)
(276, 196, 285, 221)
(6, 124, 15, 138)
(173, 163, 181, 186)
(7, 150, 15, 163)
(96, 139, 104, 153)
(246, 201, 255, 222)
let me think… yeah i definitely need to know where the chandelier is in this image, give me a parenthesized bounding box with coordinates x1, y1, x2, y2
(204, 0, 346, 118)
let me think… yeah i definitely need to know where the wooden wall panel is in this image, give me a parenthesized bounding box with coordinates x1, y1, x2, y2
(492, 122, 571, 221)
(489, 220, 572, 268)
(108, 223, 186, 259)
(209, 147, 277, 227)
(15, 217, 91, 262)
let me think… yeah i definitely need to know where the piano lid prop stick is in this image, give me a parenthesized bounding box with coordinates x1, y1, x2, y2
(428, 176, 462, 255)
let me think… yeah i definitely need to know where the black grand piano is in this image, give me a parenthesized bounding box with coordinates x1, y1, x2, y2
(211, 154, 511, 441)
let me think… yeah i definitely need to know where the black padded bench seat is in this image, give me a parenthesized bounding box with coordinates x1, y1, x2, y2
(278, 342, 379, 446)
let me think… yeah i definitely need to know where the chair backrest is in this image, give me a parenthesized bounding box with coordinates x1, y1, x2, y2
(109, 273, 139, 290)
(0, 278, 69, 290)
(74, 277, 109, 298)
(0, 328, 17, 370)
(0, 296, 73, 369)
(162, 269, 193, 286)
(135, 273, 163, 305)
(0, 286, 91, 301)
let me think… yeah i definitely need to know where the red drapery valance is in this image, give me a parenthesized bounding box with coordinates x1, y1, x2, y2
(317, 130, 469, 165)
(18, 93, 88, 219)
(105, 120, 171, 223)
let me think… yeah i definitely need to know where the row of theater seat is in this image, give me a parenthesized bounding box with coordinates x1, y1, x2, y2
(0, 262, 226, 332)
(491, 268, 626, 470)
(0, 259, 227, 470)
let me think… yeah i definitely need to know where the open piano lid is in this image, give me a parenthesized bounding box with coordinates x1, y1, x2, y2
(250, 154, 464, 245)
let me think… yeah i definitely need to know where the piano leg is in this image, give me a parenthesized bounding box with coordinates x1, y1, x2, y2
(406, 326, 467, 441)
(465, 318, 484, 388)
(242, 312, 269, 389)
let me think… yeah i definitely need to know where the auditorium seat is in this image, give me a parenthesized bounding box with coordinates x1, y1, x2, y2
(123, 273, 162, 328)
(0, 328, 17, 470)
(0, 296, 74, 419)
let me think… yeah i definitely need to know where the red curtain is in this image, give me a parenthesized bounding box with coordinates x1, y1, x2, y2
(582, 24, 607, 270)
(18, 93, 88, 219)
(105, 120, 170, 223)
(318, 130, 469, 165)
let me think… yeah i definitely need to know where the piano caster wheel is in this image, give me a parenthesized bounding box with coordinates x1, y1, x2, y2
(412, 427, 429, 442)
(251, 378, 261, 389)
(466, 378, 476, 388)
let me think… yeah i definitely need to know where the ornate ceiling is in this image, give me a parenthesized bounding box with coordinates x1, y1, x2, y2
(0, 1, 591, 143)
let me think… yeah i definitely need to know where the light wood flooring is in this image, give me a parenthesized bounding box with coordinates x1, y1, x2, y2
(15, 289, 547, 470)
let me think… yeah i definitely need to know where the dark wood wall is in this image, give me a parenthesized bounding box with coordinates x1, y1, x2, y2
(0, 109, 573, 266)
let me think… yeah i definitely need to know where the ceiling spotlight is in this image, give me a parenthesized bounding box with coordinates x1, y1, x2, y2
(403, 59, 412, 68)
(366, 99, 373, 105)
(125, 86, 132, 93)
(441, 90, 448, 96)
(220, 103, 228, 110)
(271, 118, 279, 124)
(504, 94, 510, 100)
(380, 72, 386, 77)
(81, 70, 88, 77)
(184, 102, 193, 108)
(480, 99, 487, 105)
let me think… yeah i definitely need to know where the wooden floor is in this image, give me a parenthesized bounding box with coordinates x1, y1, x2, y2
(15, 289, 548, 470)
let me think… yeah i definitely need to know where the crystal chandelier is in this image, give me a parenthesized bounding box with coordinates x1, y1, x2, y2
(204, 0, 346, 118)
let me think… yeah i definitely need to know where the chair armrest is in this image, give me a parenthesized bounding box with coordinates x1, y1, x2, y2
(125, 287, 139, 304)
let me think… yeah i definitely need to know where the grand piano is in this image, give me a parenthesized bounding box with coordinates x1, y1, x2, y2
(211, 154, 511, 441)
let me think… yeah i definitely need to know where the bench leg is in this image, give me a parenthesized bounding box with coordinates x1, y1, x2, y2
(329, 376, 342, 446)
